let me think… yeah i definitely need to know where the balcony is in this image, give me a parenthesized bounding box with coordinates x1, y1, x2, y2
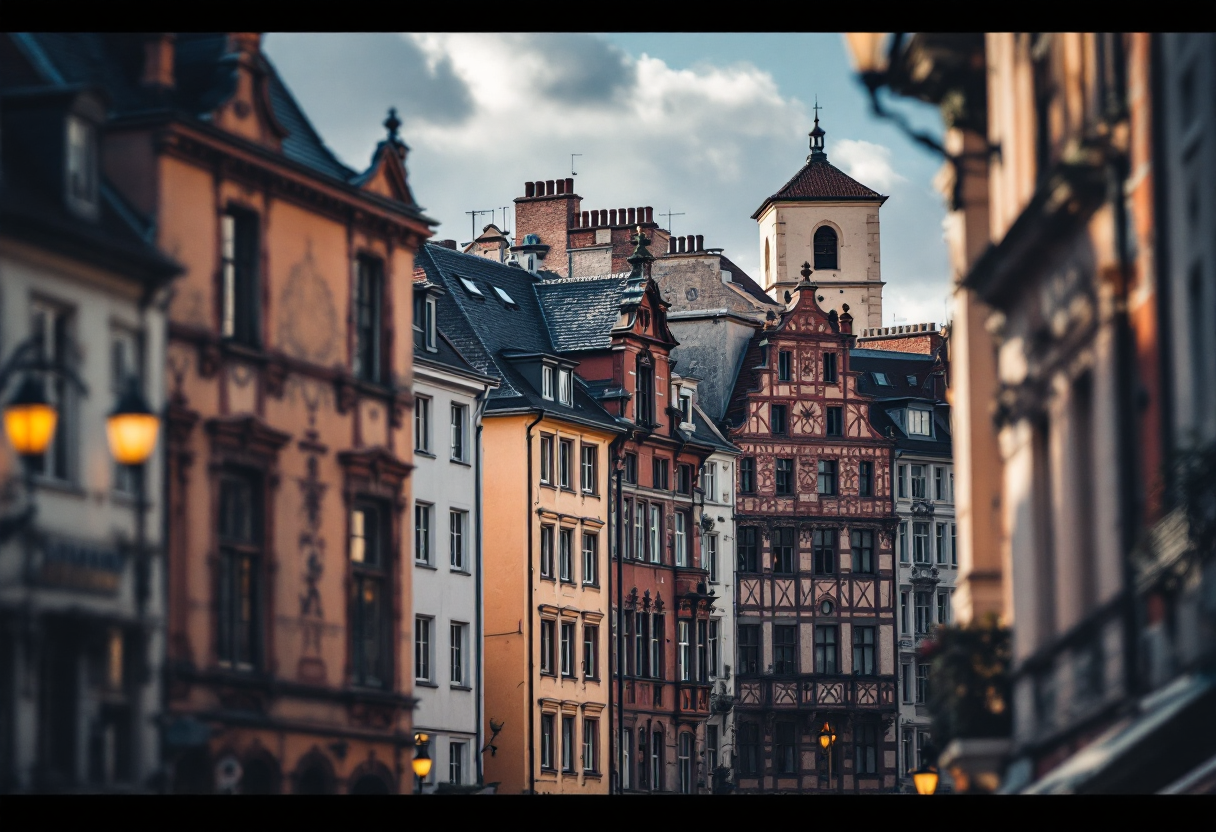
(677, 682, 712, 716)
(735, 675, 897, 711)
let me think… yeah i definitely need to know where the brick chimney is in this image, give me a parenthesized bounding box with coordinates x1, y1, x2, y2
(513, 176, 580, 277)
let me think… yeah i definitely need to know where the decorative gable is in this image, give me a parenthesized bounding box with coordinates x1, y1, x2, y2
(353, 109, 417, 207)
(209, 33, 289, 151)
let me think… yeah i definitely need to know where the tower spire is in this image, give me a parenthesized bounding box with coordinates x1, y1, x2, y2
(808, 97, 827, 162)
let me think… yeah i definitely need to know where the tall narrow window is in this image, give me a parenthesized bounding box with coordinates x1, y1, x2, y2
(651, 614, 664, 679)
(771, 404, 788, 435)
(651, 730, 663, 791)
(851, 529, 874, 573)
(852, 626, 876, 676)
(910, 465, 927, 498)
(624, 452, 638, 484)
(559, 528, 574, 583)
(636, 355, 654, 425)
(541, 366, 554, 400)
(775, 721, 796, 774)
(697, 618, 709, 682)
(826, 406, 843, 436)
(702, 462, 716, 500)
(813, 226, 838, 270)
(822, 351, 838, 383)
(739, 723, 760, 776)
(449, 741, 465, 784)
(354, 256, 384, 383)
(897, 464, 908, 498)
(540, 619, 555, 674)
(581, 445, 597, 493)
(707, 725, 719, 773)
(738, 527, 758, 572)
(774, 527, 796, 574)
(66, 115, 98, 212)
(221, 208, 260, 346)
(902, 662, 913, 703)
(28, 302, 74, 481)
(951, 524, 957, 567)
(582, 533, 598, 586)
(899, 521, 909, 563)
(583, 624, 598, 679)
(558, 368, 572, 405)
(814, 625, 838, 674)
(917, 663, 930, 703)
(583, 719, 599, 773)
(561, 621, 575, 676)
(740, 457, 756, 493)
(677, 463, 693, 495)
(817, 459, 837, 495)
(414, 616, 432, 681)
(414, 503, 432, 565)
(708, 619, 720, 678)
(679, 732, 694, 793)
(652, 458, 669, 490)
(937, 590, 951, 626)
(706, 534, 719, 583)
(813, 528, 835, 575)
(423, 297, 436, 350)
(414, 396, 431, 452)
(450, 404, 467, 461)
(858, 460, 873, 497)
(778, 350, 793, 381)
(915, 591, 932, 634)
(539, 435, 554, 485)
(738, 624, 761, 674)
(217, 474, 261, 670)
(774, 625, 797, 674)
(678, 620, 691, 681)
(450, 510, 467, 570)
(648, 504, 662, 564)
(559, 439, 573, 489)
(540, 525, 555, 579)
(934, 467, 947, 500)
(855, 724, 877, 775)
(900, 590, 910, 635)
(450, 622, 466, 685)
(674, 512, 688, 567)
(351, 503, 389, 687)
(913, 522, 930, 564)
(622, 729, 632, 790)
(775, 458, 794, 495)
(637, 612, 649, 677)
(541, 714, 555, 769)
(935, 522, 948, 565)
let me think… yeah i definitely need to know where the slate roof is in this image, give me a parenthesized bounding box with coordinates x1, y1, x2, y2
(724, 329, 768, 428)
(414, 243, 623, 432)
(719, 253, 777, 306)
(849, 349, 951, 456)
(683, 404, 738, 454)
(751, 157, 888, 219)
(535, 274, 632, 353)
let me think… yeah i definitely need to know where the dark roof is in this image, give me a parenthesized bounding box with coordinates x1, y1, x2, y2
(535, 274, 631, 352)
(724, 329, 768, 427)
(719, 253, 777, 305)
(415, 243, 623, 432)
(751, 157, 887, 219)
(683, 404, 737, 454)
(849, 349, 951, 455)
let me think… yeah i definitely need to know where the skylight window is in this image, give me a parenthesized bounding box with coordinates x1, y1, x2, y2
(493, 286, 517, 307)
(873, 372, 891, 386)
(458, 276, 483, 297)
(907, 375, 918, 386)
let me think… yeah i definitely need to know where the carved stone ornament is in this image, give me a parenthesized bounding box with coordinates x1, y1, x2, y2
(263, 358, 288, 399)
(199, 341, 222, 379)
(335, 376, 357, 415)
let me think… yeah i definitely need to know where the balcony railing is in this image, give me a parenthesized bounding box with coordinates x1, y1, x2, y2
(735, 675, 897, 710)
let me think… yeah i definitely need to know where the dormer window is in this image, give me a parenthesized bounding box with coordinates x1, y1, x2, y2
(458, 276, 484, 298)
(493, 286, 517, 308)
(424, 298, 437, 351)
(678, 391, 691, 425)
(66, 115, 98, 216)
(872, 372, 891, 387)
(907, 409, 932, 436)
(542, 365, 555, 400)
(558, 369, 572, 405)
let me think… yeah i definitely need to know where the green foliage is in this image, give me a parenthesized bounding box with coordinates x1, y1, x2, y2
(1171, 439, 1216, 564)
(921, 613, 1013, 749)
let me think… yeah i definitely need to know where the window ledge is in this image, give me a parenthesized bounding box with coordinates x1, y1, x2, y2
(559, 486, 577, 494)
(415, 679, 439, 688)
(582, 583, 600, 590)
(415, 450, 437, 459)
(450, 568, 472, 576)
(539, 482, 557, 491)
(33, 477, 87, 498)
(449, 458, 472, 468)
(415, 561, 438, 571)
(449, 684, 472, 692)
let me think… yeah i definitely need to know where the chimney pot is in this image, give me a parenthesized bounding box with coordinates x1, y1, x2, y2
(645, 207, 653, 224)
(695, 235, 704, 251)
(677, 237, 686, 253)
(141, 33, 176, 91)
(545, 180, 555, 196)
(534, 180, 544, 197)
(627, 207, 636, 225)
(565, 178, 574, 193)
(555, 179, 565, 195)
(525, 181, 535, 198)
(609, 209, 617, 226)
(618, 208, 627, 226)
(581, 211, 590, 228)
(668, 238, 676, 254)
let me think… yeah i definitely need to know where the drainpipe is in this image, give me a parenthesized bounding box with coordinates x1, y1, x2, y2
(473, 388, 488, 785)
(609, 434, 626, 793)
(524, 409, 545, 794)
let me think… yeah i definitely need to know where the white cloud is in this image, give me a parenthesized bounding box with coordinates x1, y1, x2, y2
(831, 139, 907, 192)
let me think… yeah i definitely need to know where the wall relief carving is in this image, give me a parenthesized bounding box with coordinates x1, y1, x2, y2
(278, 240, 339, 366)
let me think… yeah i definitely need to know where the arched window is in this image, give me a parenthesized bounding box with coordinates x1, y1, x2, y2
(764, 238, 771, 282)
(635, 353, 654, 426)
(814, 226, 838, 270)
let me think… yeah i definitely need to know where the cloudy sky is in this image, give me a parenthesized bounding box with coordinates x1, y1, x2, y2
(265, 33, 952, 328)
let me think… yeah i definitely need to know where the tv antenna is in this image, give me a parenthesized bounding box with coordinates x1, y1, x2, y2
(660, 208, 685, 235)
(571, 153, 583, 176)
(465, 209, 493, 243)
(499, 206, 511, 234)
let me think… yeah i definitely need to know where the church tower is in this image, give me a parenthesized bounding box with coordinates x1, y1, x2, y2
(752, 110, 888, 330)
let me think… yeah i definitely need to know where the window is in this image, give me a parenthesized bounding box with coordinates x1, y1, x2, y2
(813, 529, 835, 575)
(624, 452, 638, 484)
(559, 528, 574, 583)
(635, 612, 648, 677)
(450, 510, 467, 570)
(740, 457, 756, 493)
(449, 742, 465, 784)
(351, 504, 389, 687)
(907, 375, 918, 386)
(541, 714, 555, 770)
(709, 619, 720, 679)
(678, 732, 694, 793)
(414, 396, 431, 452)
(907, 409, 931, 436)
(897, 464, 907, 498)
(651, 730, 663, 791)
(217, 475, 261, 670)
(220, 208, 260, 346)
(583, 624, 598, 679)
(778, 350, 793, 381)
(917, 663, 930, 703)
(910, 465, 927, 499)
(936, 523, 948, 565)
(817, 459, 837, 495)
(678, 620, 692, 681)
(414, 616, 432, 681)
(771, 404, 788, 435)
(558, 368, 572, 406)
(584, 719, 599, 773)
(539, 435, 554, 485)
(449, 622, 466, 685)
(915, 591, 932, 635)
(66, 114, 98, 210)
(707, 725, 719, 773)
(853, 626, 876, 676)
(814, 625, 838, 674)
(540, 525, 555, 580)
(674, 512, 688, 567)
(651, 615, 664, 679)
(354, 256, 384, 383)
(561, 622, 575, 676)
(702, 462, 716, 500)
(826, 406, 843, 436)
(855, 724, 877, 775)
(414, 503, 432, 565)
(677, 463, 693, 495)
(738, 625, 761, 674)
(823, 351, 838, 383)
(917, 731, 930, 774)
(622, 499, 634, 560)
(774, 625, 797, 674)
(873, 372, 891, 387)
(633, 500, 644, 561)
(899, 521, 909, 563)
(738, 527, 758, 572)
(458, 276, 483, 297)
(540, 619, 555, 675)
(706, 534, 719, 583)
(851, 529, 874, 573)
(423, 297, 437, 351)
(739, 722, 760, 776)
(559, 439, 574, 489)
(582, 533, 598, 586)
(902, 662, 913, 703)
(28, 302, 74, 481)
(951, 524, 957, 567)
(561, 716, 575, 772)
(813, 226, 838, 270)
(773, 527, 795, 574)
(913, 522, 930, 564)
(542, 366, 554, 400)
(450, 404, 467, 461)
(858, 460, 873, 497)
(677, 391, 692, 424)
(624, 614, 635, 676)
(635, 355, 654, 425)
(934, 467, 947, 501)
(900, 591, 910, 635)
(775, 458, 794, 495)
(938, 590, 951, 626)
(648, 505, 662, 564)
(652, 458, 669, 490)
(581, 445, 597, 493)
(622, 729, 632, 790)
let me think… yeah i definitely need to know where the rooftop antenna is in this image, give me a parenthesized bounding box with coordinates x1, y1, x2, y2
(500, 206, 511, 234)
(660, 208, 685, 236)
(465, 209, 493, 243)
(571, 153, 583, 176)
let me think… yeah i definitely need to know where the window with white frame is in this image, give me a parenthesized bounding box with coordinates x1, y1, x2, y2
(539, 434, 554, 485)
(424, 297, 436, 351)
(935, 522, 948, 565)
(29, 301, 74, 482)
(542, 365, 555, 400)
(709, 618, 720, 679)
(559, 439, 573, 489)
(541, 714, 555, 769)
(937, 590, 951, 626)
(674, 512, 688, 567)
(917, 663, 930, 703)
(540, 525, 555, 579)
(415, 616, 432, 682)
(900, 590, 910, 635)
(450, 403, 467, 461)
(907, 409, 932, 436)
(559, 528, 574, 583)
(66, 114, 98, 212)
(220, 208, 259, 346)
(706, 534, 718, 583)
(540, 618, 555, 675)
(581, 445, 597, 493)
(414, 503, 432, 565)
(951, 524, 957, 566)
(450, 509, 467, 570)
(678, 732, 693, 794)
(561, 621, 576, 676)
(910, 464, 927, 498)
(934, 466, 948, 500)
(415, 396, 431, 453)
(449, 741, 465, 784)
(648, 505, 662, 564)
(913, 522, 930, 564)
(450, 622, 466, 685)
(561, 715, 575, 772)
(702, 462, 716, 500)
(915, 591, 932, 635)
(583, 719, 598, 773)
(899, 521, 909, 563)
(558, 368, 572, 405)
(678, 620, 691, 682)
(582, 533, 598, 586)
(583, 624, 598, 679)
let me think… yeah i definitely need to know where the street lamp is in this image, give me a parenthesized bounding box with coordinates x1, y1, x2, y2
(106, 378, 160, 466)
(817, 721, 837, 791)
(4, 375, 57, 458)
(912, 761, 940, 795)
(413, 733, 432, 793)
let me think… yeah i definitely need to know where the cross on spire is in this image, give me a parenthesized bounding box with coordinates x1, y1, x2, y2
(813, 96, 822, 122)
(809, 96, 827, 162)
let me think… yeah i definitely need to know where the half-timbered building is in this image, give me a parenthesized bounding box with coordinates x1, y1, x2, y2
(725, 267, 899, 793)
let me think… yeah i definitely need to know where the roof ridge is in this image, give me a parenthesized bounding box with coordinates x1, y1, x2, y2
(539, 272, 631, 285)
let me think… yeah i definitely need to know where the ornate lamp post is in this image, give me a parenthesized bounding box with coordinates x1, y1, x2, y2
(817, 721, 837, 791)
(413, 733, 432, 794)
(105, 377, 160, 618)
